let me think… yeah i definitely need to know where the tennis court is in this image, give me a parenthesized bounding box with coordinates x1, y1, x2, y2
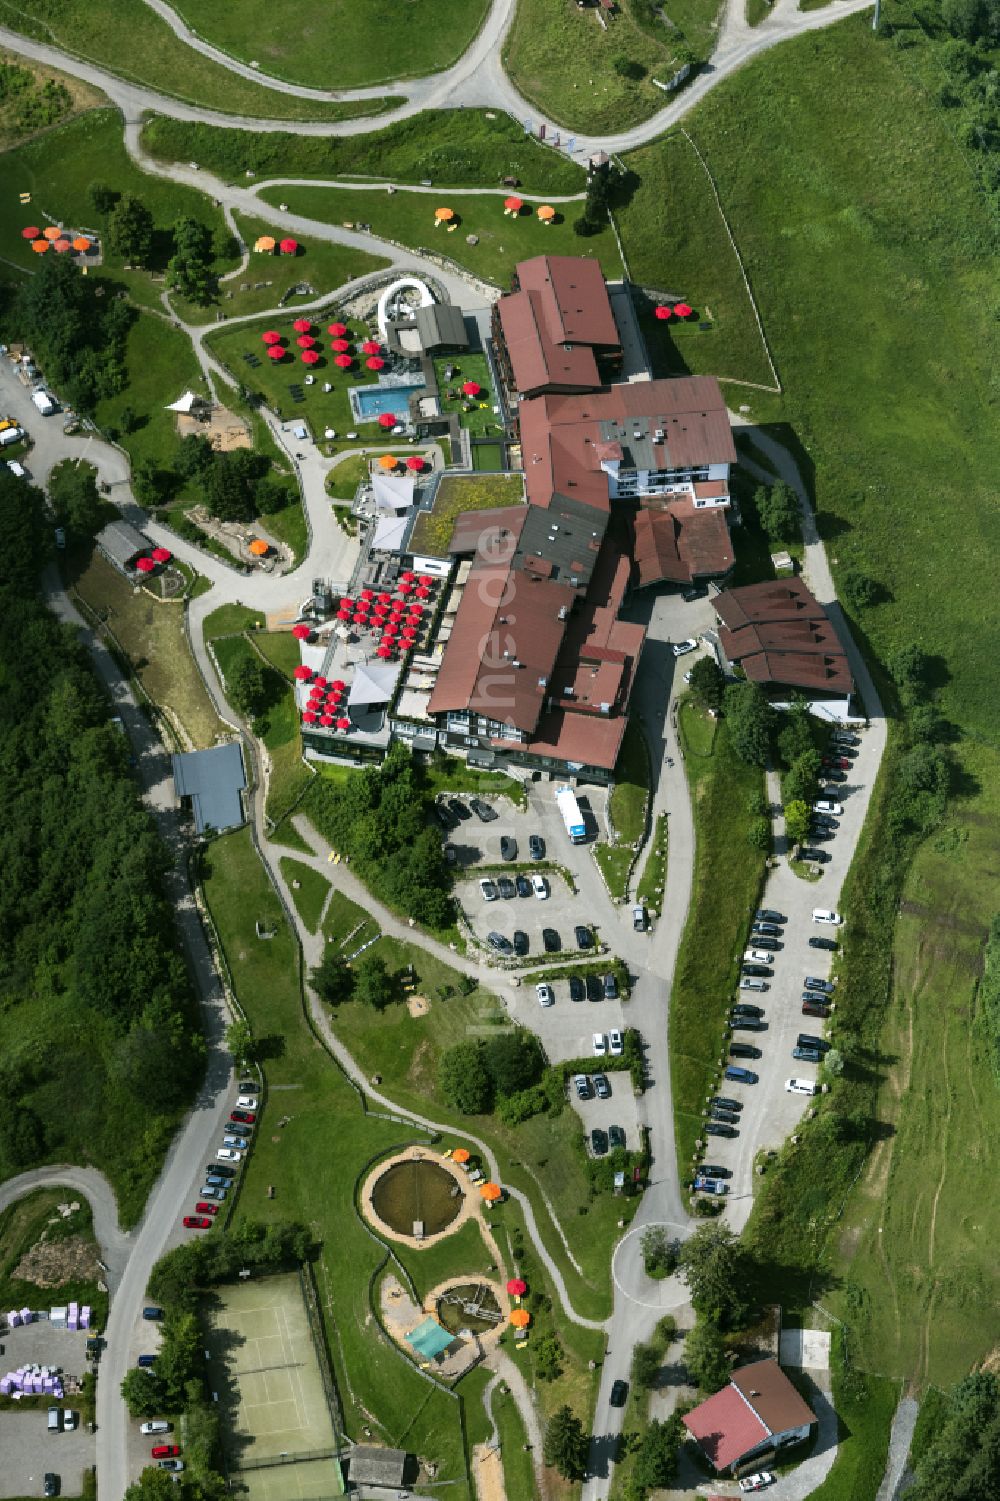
(206, 1274, 343, 1500)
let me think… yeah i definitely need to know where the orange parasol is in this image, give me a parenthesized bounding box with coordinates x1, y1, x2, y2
(254, 235, 276, 252)
(31, 239, 49, 254)
(509, 1308, 530, 1328)
(480, 1182, 502, 1202)
(452, 1148, 471, 1164)
(378, 454, 398, 470)
(537, 205, 556, 222)
(43, 226, 62, 240)
(72, 237, 91, 253)
(249, 539, 269, 557)
(434, 207, 454, 222)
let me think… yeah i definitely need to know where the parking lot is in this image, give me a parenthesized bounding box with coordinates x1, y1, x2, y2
(503, 967, 629, 1066)
(0, 1408, 96, 1498)
(569, 1070, 643, 1155)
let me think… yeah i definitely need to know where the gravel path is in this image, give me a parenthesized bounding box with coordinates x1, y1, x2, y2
(876, 1396, 919, 1501)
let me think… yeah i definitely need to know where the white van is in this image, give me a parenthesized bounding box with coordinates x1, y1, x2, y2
(47, 1407, 61, 1433)
(739, 977, 768, 992)
(0, 426, 23, 447)
(812, 908, 843, 926)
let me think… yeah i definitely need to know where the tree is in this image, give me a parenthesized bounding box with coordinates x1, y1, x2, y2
(124, 1470, 182, 1501)
(176, 433, 215, 480)
(439, 1040, 493, 1114)
(167, 216, 214, 305)
(612, 54, 645, 80)
(748, 817, 771, 852)
(311, 946, 354, 1007)
(776, 704, 815, 767)
(631, 1341, 662, 1391)
(684, 1318, 730, 1392)
(88, 181, 119, 217)
(225, 1018, 255, 1066)
(823, 1048, 845, 1077)
(534, 1332, 564, 1381)
(723, 681, 775, 766)
(641, 1225, 677, 1278)
(687, 656, 724, 711)
(484, 1030, 546, 1095)
(48, 461, 105, 540)
(677, 1222, 751, 1329)
(631, 1415, 683, 1493)
(910, 1373, 1000, 1501)
(227, 655, 268, 720)
(754, 481, 799, 542)
(121, 1366, 166, 1416)
(205, 448, 270, 523)
(887, 643, 930, 701)
(841, 568, 881, 611)
(156, 1310, 202, 1408)
(108, 192, 154, 267)
(543, 1405, 589, 1481)
(782, 749, 822, 809)
(354, 953, 395, 1011)
(941, 0, 987, 40)
(784, 798, 810, 849)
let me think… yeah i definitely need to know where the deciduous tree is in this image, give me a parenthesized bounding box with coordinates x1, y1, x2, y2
(354, 953, 395, 1011)
(723, 681, 775, 766)
(108, 192, 154, 267)
(688, 656, 724, 711)
(677, 1222, 751, 1329)
(310, 947, 353, 1008)
(438, 1040, 493, 1114)
(684, 1318, 730, 1393)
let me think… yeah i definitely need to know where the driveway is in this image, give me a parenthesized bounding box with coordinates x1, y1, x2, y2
(571, 1076, 642, 1155)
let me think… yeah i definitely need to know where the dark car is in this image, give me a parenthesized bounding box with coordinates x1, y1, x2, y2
(731, 1003, 764, 1018)
(608, 1125, 626, 1150)
(142, 1307, 164, 1321)
(700, 1163, 732, 1178)
(753, 922, 780, 937)
(802, 1000, 831, 1018)
(443, 844, 458, 867)
(809, 935, 839, 951)
(470, 798, 497, 822)
(586, 973, 603, 1002)
(756, 909, 785, 924)
(569, 975, 585, 1002)
(513, 929, 529, 956)
(741, 963, 772, 978)
(751, 936, 780, 952)
(729, 1016, 765, 1031)
(729, 1041, 761, 1059)
(575, 925, 594, 949)
(603, 972, 618, 1000)
(812, 815, 839, 831)
(448, 797, 471, 821)
(209, 1165, 236, 1179)
(806, 827, 834, 842)
(500, 835, 518, 861)
(515, 874, 531, 898)
(528, 834, 545, 860)
(43, 1478, 59, 1499)
(710, 1107, 739, 1124)
(705, 1121, 738, 1138)
(797, 1033, 831, 1052)
(822, 769, 848, 783)
(573, 1074, 592, 1100)
(137, 1355, 157, 1368)
(800, 847, 831, 864)
(710, 1095, 743, 1112)
(497, 876, 516, 899)
(805, 976, 835, 994)
(227, 1123, 252, 1138)
(590, 1128, 609, 1157)
(610, 1378, 629, 1407)
(594, 1072, 611, 1100)
(487, 931, 512, 954)
(792, 1046, 823, 1063)
(434, 803, 456, 831)
(542, 928, 560, 953)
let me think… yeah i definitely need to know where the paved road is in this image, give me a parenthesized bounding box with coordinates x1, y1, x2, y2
(876, 1395, 918, 1501)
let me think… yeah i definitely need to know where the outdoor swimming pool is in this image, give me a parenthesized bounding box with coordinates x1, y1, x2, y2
(351, 382, 425, 422)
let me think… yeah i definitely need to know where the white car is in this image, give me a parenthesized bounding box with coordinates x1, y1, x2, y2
(531, 874, 549, 900)
(535, 982, 555, 1007)
(236, 1096, 257, 1110)
(63, 1410, 76, 1429)
(608, 1029, 624, 1056)
(672, 637, 698, 657)
(739, 1475, 775, 1494)
(592, 1032, 607, 1057)
(785, 1078, 818, 1096)
(812, 800, 843, 817)
(812, 907, 843, 925)
(222, 1135, 245, 1150)
(216, 1148, 242, 1162)
(479, 878, 498, 902)
(140, 1422, 171, 1435)
(744, 949, 776, 965)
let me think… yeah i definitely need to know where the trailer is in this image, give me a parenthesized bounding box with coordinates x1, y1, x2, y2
(555, 784, 587, 843)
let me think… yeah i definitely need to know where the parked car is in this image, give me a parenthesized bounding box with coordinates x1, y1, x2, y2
(711, 1108, 740, 1125)
(487, 931, 512, 954)
(785, 1078, 818, 1097)
(575, 924, 594, 949)
(151, 1446, 181, 1460)
(731, 1003, 764, 1018)
(209, 1165, 236, 1179)
(752, 922, 780, 937)
(806, 826, 834, 842)
(724, 1065, 758, 1084)
(823, 756, 851, 770)
(515, 874, 531, 898)
(701, 1163, 732, 1177)
(62, 1411, 76, 1430)
(542, 927, 560, 952)
(157, 1461, 185, 1473)
(822, 769, 848, 783)
(535, 983, 555, 1007)
(740, 977, 768, 992)
(478, 877, 498, 902)
(608, 1028, 624, 1056)
(137, 1356, 156, 1368)
(500, 835, 517, 861)
(594, 1072, 611, 1099)
(739, 1474, 776, 1494)
(216, 1149, 242, 1162)
(797, 1033, 831, 1052)
(195, 1202, 219, 1216)
(447, 798, 471, 822)
(610, 1379, 629, 1407)
(710, 1096, 742, 1112)
(693, 1175, 729, 1195)
(744, 948, 776, 965)
(443, 844, 457, 867)
(43, 1476, 59, 1498)
(532, 873, 549, 899)
(608, 1124, 626, 1150)
(809, 935, 839, 950)
(513, 929, 529, 956)
(200, 1185, 227, 1200)
(812, 907, 843, 924)
(632, 905, 647, 932)
(812, 813, 839, 829)
(222, 1135, 245, 1150)
(729, 1042, 761, 1059)
(497, 876, 516, 900)
(672, 637, 698, 656)
(750, 935, 780, 951)
(230, 1110, 255, 1124)
(603, 971, 618, 999)
(756, 909, 785, 924)
(705, 1121, 738, 1138)
(591, 1128, 609, 1157)
(568, 975, 584, 1002)
(434, 803, 456, 831)
(183, 1215, 212, 1230)
(741, 963, 772, 977)
(792, 1046, 824, 1063)
(729, 1016, 765, 1031)
(805, 977, 835, 994)
(528, 834, 545, 860)
(833, 731, 860, 747)
(799, 847, 831, 863)
(236, 1095, 257, 1110)
(812, 802, 843, 818)
(140, 1423, 172, 1436)
(142, 1307, 164, 1321)
(593, 1032, 608, 1057)
(802, 1000, 831, 1018)
(470, 798, 497, 822)
(227, 1123, 252, 1138)
(586, 973, 604, 1002)
(573, 1074, 592, 1100)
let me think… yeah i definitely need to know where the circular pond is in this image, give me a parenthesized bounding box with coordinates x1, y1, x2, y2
(436, 1282, 502, 1336)
(370, 1158, 463, 1238)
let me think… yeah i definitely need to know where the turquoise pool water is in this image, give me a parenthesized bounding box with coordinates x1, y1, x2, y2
(351, 382, 425, 422)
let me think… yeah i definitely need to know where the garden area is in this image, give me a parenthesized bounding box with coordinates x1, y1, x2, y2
(432, 353, 498, 437)
(409, 472, 525, 556)
(212, 212, 387, 323)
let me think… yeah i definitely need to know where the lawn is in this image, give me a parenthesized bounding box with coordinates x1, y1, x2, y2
(69, 552, 223, 749)
(323, 888, 376, 948)
(279, 857, 331, 933)
(141, 110, 586, 193)
(409, 473, 525, 557)
(96, 313, 208, 473)
(594, 843, 633, 902)
(672, 706, 765, 1173)
(199, 828, 476, 1497)
(609, 719, 649, 844)
(167, 0, 490, 89)
(0, 0, 388, 121)
(209, 631, 311, 823)
(491, 1384, 537, 1501)
(325, 454, 368, 502)
(422, 756, 527, 808)
(0, 51, 105, 152)
(209, 213, 388, 325)
(257, 183, 619, 290)
(616, 132, 776, 389)
(432, 353, 499, 437)
(802, 1330, 899, 1501)
(636, 812, 667, 913)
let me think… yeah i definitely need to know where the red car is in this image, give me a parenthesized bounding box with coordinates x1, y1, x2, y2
(183, 1215, 212, 1230)
(230, 1110, 256, 1124)
(823, 756, 851, 770)
(195, 1202, 219, 1216)
(151, 1445, 181, 1459)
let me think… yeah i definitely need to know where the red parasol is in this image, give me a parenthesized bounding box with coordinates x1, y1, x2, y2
(328, 321, 347, 336)
(401, 571, 415, 582)
(302, 350, 320, 365)
(279, 238, 298, 255)
(331, 679, 345, 691)
(378, 592, 392, 604)
(506, 1277, 527, 1296)
(366, 356, 385, 371)
(293, 665, 313, 681)
(415, 586, 431, 599)
(293, 318, 312, 333)
(406, 456, 424, 472)
(302, 710, 318, 724)
(292, 624, 311, 640)
(296, 334, 316, 348)
(360, 589, 374, 601)
(377, 412, 395, 429)
(673, 302, 693, 318)
(361, 339, 381, 355)
(135, 557, 156, 573)
(320, 714, 335, 727)
(262, 330, 281, 344)
(336, 717, 351, 730)
(334, 354, 352, 368)
(504, 196, 523, 214)
(151, 547, 172, 563)
(339, 597, 353, 608)
(418, 575, 433, 586)
(376, 646, 392, 659)
(654, 305, 672, 321)
(313, 676, 327, 688)
(462, 381, 481, 397)
(267, 345, 285, 361)
(337, 609, 352, 622)
(330, 337, 350, 352)
(21, 226, 39, 240)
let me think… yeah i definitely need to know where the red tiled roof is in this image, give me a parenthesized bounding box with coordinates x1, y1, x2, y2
(715, 580, 853, 694)
(715, 577, 824, 630)
(633, 504, 733, 586)
(446, 506, 527, 559)
(498, 290, 602, 395)
(517, 254, 620, 347)
(682, 1385, 770, 1471)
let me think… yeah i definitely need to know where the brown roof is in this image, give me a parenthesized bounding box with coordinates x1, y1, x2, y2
(517, 254, 620, 347)
(729, 1360, 816, 1438)
(714, 577, 825, 630)
(499, 701, 629, 772)
(498, 290, 602, 395)
(715, 580, 853, 694)
(633, 503, 733, 586)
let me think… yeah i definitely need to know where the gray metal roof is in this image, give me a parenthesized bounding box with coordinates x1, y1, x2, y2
(171, 742, 247, 834)
(515, 491, 608, 588)
(346, 1445, 407, 1486)
(97, 519, 152, 569)
(414, 302, 469, 350)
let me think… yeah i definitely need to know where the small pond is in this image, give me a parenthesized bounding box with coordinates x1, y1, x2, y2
(370, 1158, 462, 1237)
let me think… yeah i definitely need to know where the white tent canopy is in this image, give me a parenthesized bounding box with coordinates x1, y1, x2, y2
(372, 513, 408, 553)
(348, 661, 398, 709)
(372, 471, 415, 513)
(165, 390, 204, 414)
